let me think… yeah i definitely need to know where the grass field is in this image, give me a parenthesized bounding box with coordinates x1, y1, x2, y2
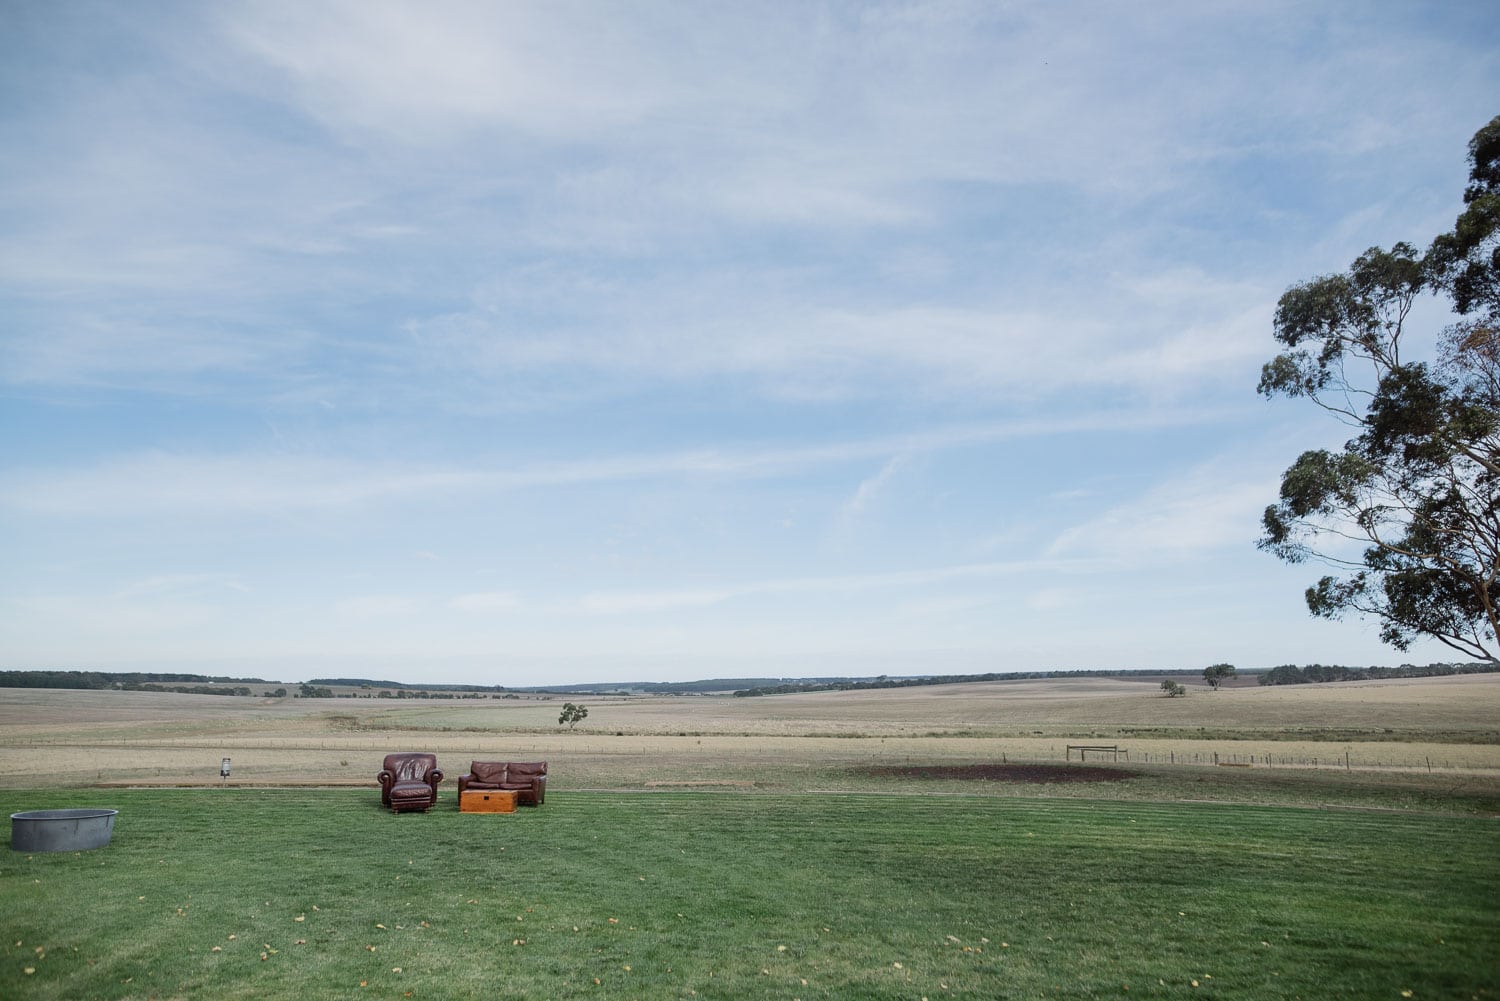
(2, 788, 1496, 1001)
(1, 677, 1497, 998)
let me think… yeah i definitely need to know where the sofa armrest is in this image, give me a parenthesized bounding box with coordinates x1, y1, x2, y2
(426, 768, 444, 791)
(457, 773, 472, 794)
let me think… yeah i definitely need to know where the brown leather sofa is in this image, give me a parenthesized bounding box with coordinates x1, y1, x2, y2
(378, 753, 443, 812)
(458, 761, 547, 806)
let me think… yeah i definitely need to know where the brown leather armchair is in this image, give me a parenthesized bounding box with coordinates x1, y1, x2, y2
(378, 753, 443, 812)
(458, 761, 547, 806)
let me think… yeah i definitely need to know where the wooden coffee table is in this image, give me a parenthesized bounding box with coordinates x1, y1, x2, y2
(460, 789, 518, 814)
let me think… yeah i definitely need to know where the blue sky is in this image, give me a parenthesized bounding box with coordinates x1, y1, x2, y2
(2, 2, 1497, 686)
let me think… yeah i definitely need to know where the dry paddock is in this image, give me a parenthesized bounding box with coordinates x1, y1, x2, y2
(1, 675, 1498, 790)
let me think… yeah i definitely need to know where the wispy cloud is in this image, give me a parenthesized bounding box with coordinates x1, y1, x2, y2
(0, 408, 1237, 519)
(451, 591, 521, 613)
(838, 456, 908, 523)
(1046, 458, 1281, 563)
(574, 557, 1099, 616)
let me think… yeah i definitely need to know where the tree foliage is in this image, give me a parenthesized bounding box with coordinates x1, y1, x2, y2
(1201, 663, 1236, 690)
(1259, 115, 1500, 663)
(558, 702, 589, 728)
(1159, 680, 1186, 697)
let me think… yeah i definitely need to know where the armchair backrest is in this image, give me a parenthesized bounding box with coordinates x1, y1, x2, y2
(383, 753, 438, 782)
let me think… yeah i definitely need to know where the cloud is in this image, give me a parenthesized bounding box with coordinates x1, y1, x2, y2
(573, 557, 1095, 616)
(117, 574, 251, 599)
(451, 591, 521, 613)
(838, 456, 908, 523)
(333, 595, 422, 619)
(219, 1, 681, 146)
(1046, 457, 1280, 563)
(410, 278, 1276, 408)
(0, 408, 1233, 519)
(0, 453, 478, 517)
(5, 2, 1470, 409)
(578, 588, 734, 616)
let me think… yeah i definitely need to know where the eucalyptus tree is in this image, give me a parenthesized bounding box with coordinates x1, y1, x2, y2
(1258, 116, 1500, 662)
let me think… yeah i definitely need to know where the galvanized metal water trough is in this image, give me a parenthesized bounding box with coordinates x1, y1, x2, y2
(11, 809, 118, 852)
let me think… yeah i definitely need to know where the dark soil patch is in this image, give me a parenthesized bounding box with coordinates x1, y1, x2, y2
(852, 763, 1137, 784)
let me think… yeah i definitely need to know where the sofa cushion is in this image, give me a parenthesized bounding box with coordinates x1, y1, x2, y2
(508, 762, 547, 780)
(470, 761, 507, 784)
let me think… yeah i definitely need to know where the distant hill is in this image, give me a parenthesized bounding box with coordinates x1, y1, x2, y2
(5, 662, 1491, 697)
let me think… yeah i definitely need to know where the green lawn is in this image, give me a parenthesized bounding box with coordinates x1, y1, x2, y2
(1, 789, 1496, 1000)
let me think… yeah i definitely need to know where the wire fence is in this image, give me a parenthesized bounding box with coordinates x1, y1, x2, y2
(2, 734, 1497, 781)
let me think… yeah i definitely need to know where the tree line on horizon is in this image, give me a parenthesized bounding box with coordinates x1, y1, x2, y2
(732, 669, 1209, 698)
(1256, 661, 1496, 686)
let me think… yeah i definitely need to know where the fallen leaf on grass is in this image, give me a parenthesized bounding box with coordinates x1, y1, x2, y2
(23, 968, 35, 975)
(294, 916, 305, 923)
(392, 967, 402, 973)
(211, 946, 221, 953)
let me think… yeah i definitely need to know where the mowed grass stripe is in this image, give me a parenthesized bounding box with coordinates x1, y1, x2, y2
(1, 789, 1495, 1000)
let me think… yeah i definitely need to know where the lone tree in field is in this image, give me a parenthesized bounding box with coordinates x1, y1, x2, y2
(1202, 664, 1236, 690)
(1160, 679, 1187, 698)
(1259, 115, 1500, 663)
(558, 702, 588, 729)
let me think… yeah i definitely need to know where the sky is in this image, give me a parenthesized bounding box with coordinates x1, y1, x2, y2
(2, 2, 1498, 687)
